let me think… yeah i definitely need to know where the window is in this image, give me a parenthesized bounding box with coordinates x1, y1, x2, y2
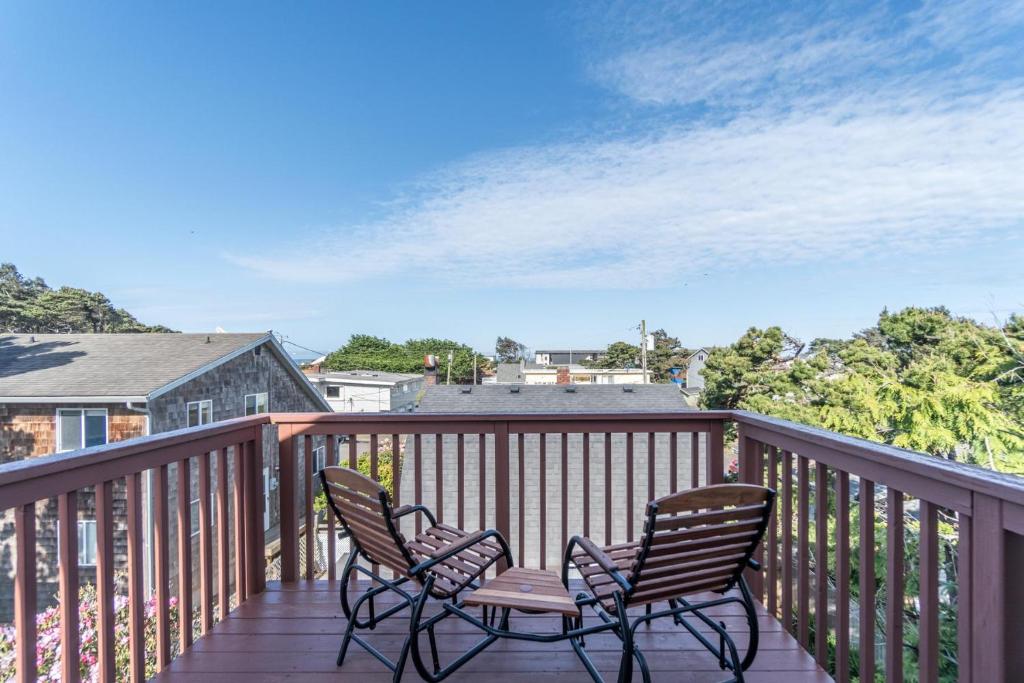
(57, 409, 108, 451)
(402, 384, 409, 393)
(312, 445, 327, 473)
(244, 392, 268, 416)
(186, 400, 213, 427)
(190, 498, 201, 538)
(78, 520, 97, 566)
(326, 385, 340, 399)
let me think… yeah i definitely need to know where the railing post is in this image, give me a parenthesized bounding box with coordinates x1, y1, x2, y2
(970, 494, 1005, 682)
(737, 427, 764, 597)
(708, 420, 725, 484)
(278, 423, 299, 582)
(494, 421, 511, 572)
(247, 429, 266, 594)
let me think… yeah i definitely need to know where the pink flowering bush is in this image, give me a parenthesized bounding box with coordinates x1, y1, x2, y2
(0, 582, 193, 681)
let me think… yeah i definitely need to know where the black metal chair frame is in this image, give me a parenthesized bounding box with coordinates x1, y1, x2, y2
(320, 468, 515, 683)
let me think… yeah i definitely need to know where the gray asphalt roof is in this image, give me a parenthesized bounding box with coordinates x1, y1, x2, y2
(0, 333, 269, 398)
(416, 383, 692, 414)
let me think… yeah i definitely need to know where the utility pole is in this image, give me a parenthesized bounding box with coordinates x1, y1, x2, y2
(640, 319, 649, 384)
(473, 353, 477, 385)
(446, 350, 454, 385)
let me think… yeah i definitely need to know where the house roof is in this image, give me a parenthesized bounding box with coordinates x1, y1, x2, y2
(306, 370, 423, 387)
(535, 349, 606, 355)
(0, 332, 330, 409)
(416, 384, 692, 414)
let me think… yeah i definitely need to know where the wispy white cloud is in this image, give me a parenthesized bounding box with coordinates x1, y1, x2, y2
(230, 0, 1024, 289)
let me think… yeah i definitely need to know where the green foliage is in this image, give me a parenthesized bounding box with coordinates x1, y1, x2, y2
(585, 340, 640, 369)
(645, 328, 694, 382)
(0, 263, 174, 333)
(495, 336, 526, 363)
(323, 334, 490, 384)
(315, 450, 397, 513)
(701, 307, 1024, 474)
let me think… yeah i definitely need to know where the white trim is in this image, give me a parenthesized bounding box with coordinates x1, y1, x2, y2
(186, 399, 213, 427)
(0, 395, 147, 403)
(56, 407, 109, 452)
(244, 391, 269, 416)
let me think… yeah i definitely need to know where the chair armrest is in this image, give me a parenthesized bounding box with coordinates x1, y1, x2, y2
(564, 535, 631, 592)
(392, 504, 437, 528)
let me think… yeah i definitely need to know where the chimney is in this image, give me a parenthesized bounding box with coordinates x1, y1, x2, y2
(556, 366, 571, 385)
(423, 354, 439, 386)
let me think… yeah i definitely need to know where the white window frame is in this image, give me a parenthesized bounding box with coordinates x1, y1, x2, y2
(244, 391, 269, 416)
(326, 385, 341, 399)
(312, 445, 326, 473)
(186, 399, 213, 427)
(56, 408, 109, 452)
(78, 520, 97, 566)
(190, 497, 201, 538)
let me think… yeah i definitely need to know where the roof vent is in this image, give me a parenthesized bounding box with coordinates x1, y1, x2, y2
(510, 385, 521, 393)
(29, 336, 36, 343)
(622, 386, 634, 393)
(565, 386, 576, 393)
(460, 386, 472, 394)
(205, 335, 211, 343)
(253, 345, 262, 356)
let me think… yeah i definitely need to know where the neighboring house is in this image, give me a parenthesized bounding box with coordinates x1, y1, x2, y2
(0, 332, 330, 620)
(496, 362, 646, 385)
(399, 384, 700, 568)
(533, 349, 606, 365)
(303, 370, 424, 413)
(685, 348, 710, 392)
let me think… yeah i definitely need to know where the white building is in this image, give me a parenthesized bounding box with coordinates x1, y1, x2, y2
(686, 348, 710, 390)
(303, 370, 424, 413)
(495, 362, 646, 385)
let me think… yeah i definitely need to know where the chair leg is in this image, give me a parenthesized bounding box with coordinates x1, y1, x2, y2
(737, 577, 760, 671)
(614, 595, 634, 683)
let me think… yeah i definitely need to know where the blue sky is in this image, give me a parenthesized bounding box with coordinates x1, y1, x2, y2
(2, 1, 1022, 357)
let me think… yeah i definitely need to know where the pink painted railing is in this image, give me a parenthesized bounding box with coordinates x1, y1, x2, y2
(2, 409, 1022, 682)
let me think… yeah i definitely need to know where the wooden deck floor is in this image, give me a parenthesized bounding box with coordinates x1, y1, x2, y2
(152, 580, 832, 682)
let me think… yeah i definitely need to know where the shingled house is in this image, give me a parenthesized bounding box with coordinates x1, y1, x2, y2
(0, 332, 330, 619)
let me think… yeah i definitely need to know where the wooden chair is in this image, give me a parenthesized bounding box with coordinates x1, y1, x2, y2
(320, 465, 513, 682)
(564, 484, 775, 683)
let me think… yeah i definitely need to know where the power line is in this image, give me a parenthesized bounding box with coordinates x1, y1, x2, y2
(280, 338, 330, 358)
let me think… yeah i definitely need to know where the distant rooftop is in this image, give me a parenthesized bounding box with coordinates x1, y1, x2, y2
(416, 383, 690, 414)
(305, 369, 423, 385)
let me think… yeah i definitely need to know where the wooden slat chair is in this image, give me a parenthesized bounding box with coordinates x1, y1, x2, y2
(320, 466, 513, 682)
(564, 484, 775, 683)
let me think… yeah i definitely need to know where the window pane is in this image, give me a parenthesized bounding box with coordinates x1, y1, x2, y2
(78, 521, 97, 565)
(326, 386, 340, 398)
(84, 410, 107, 447)
(244, 395, 256, 415)
(200, 401, 212, 424)
(59, 410, 83, 451)
(187, 403, 199, 427)
(257, 393, 268, 413)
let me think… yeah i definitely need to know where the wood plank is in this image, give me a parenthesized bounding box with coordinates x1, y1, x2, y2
(814, 461, 828, 668)
(834, 470, 849, 683)
(858, 479, 875, 683)
(233, 443, 247, 604)
(155, 464, 172, 669)
(583, 433, 591, 538)
(126, 472, 146, 683)
(519, 432, 526, 566)
(797, 456, 810, 648)
(605, 432, 612, 544)
(691, 432, 700, 488)
(177, 458, 194, 653)
(885, 488, 904, 683)
(325, 437, 336, 581)
(562, 432, 569, 564)
(479, 433, 487, 534)
(919, 500, 938, 683)
(96, 480, 117, 681)
(781, 449, 793, 633)
(304, 436, 314, 581)
(14, 502, 37, 683)
(458, 433, 465, 529)
(199, 452, 213, 634)
(540, 433, 547, 569)
(767, 446, 778, 616)
(217, 448, 230, 620)
(627, 432, 634, 542)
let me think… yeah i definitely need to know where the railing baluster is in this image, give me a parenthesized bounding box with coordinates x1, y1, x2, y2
(96, 480, 116, 680)
(126, 472, 146, 682)
(155, 463, 172, 669)
(392, 432, 401, 510)
(303, 436, 314, 581)
(518, 432, 525, 566)
(859, 479, 876, 683)
(919, 500, 939, 683)
(458, 433, 465, 529)
(370, 433, 380, 576)
(604, 432, 612, 545)
(957, 511, 972, 683)
(278, 426, 297, 583)
(886, 488, 905, 683)
(669, 432, 678, 494)
(326, 436, 337, 581)
(494, 422, 511, 572)
(835, 470, 850, 683)
(198, 451, 213, 633)
(647, 431, 655, 504)
(177, 458, 194, 653)
(217, 448, 230, 617)
(583, 433, 591, 538)
(14, 502, 37, 683)
(691, 432, 700, 488)
(815, 461, 829, 668)
(539, 433, 547, 569)
(233, 442, 247, 603)
(626, 432, 634, 542)
(58, 491, 80, 683)
(433, 433, 442, 525)
(413, 433, 422, 535)
(478, 433, 487, 531)
(561, 432, 568, 566)
(781, 450, 793, 632)
(248, 436, 266, 595)
(708, 422, 724, 484)
(766, 447, 778, 616)
(797, 455, 810, 647)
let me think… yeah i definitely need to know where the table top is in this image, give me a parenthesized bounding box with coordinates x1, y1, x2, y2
(463, 567, 580, 617)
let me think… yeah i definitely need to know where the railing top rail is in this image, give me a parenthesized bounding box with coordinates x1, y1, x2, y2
(733, 410, 1024, 506)
(267, 410, 735, 424)
(0, 415, 269, 509)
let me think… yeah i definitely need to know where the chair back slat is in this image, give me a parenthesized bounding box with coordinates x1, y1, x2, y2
(320, 466, 414, 576)
(627, 484, 774, 606)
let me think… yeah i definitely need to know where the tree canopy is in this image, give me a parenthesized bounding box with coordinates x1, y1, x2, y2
(0, 263, 174, 333)
(700, 307, 1024, 474)
(323, 334, 490, 384)
(495, 336, 526, 363)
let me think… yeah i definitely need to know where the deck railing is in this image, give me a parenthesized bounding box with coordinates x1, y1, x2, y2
(1, 409, 1022, 682)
